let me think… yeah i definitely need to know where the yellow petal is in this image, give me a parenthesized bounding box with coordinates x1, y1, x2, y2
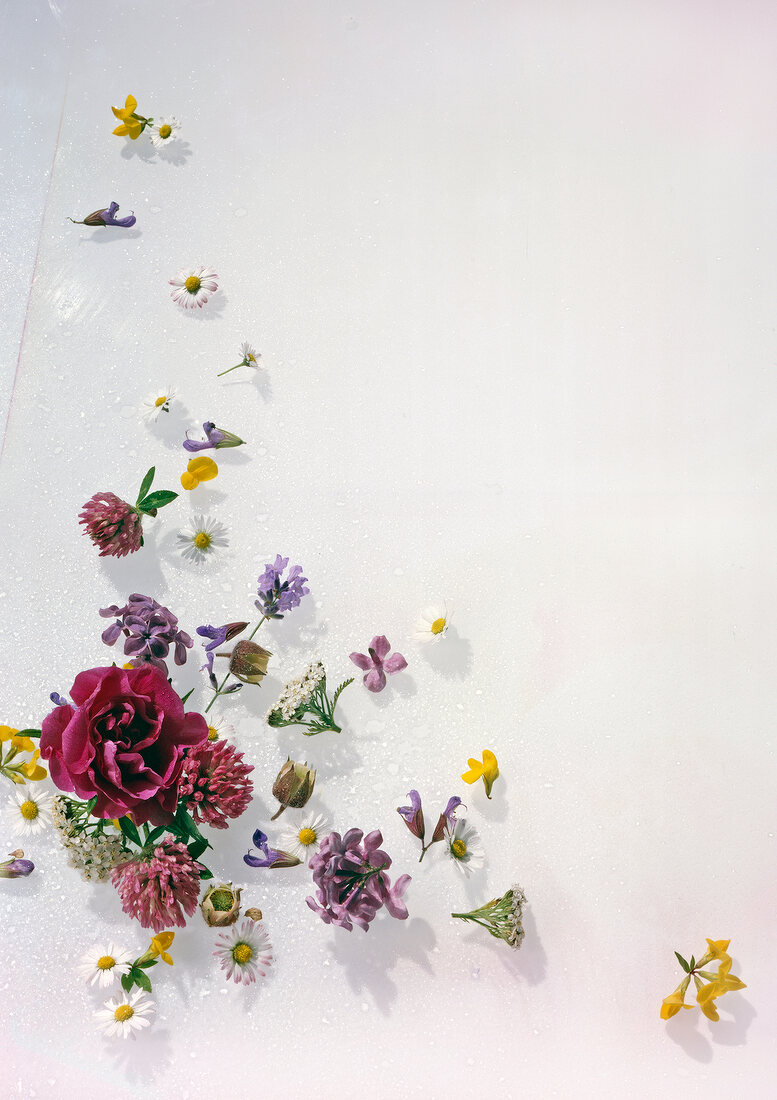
(124, 94, 137, 113)
(0, 726, 18, 743)
(12, 736, 35, 753)
(461, 767, 483, 785)
(126, 119, 143, 139)
(21, 761, 47, 782)
(699, 997, 720, 1022)
(113, 123, 130, 136)
(705, 939, 731, 960)
(111, 105, 128, 120)
(181, 471, 199, 490)
(482, 749, 499, 776)
(187, 457, 218, 481)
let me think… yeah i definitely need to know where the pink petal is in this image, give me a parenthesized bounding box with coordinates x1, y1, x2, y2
(364, 668, 386, 693)
(383, 653, 408, 675)
(349, 651, 372, 671)
(370, 635, 391, 660)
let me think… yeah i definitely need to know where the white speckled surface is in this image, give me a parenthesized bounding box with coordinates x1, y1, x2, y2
(1, 2, 776, 1097)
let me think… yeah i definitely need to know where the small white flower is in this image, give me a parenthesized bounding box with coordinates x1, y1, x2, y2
(213, 919, 273, 985)
(447, 818, 484, 877)
(169, 265, 219, 310)
(416, 602, 453, 643)
(6, 785, 53, 837)
(149, 116, 181, 148)
(239, 341, 260, 367)
(142, 386, 176, 421)
(77, 943, 134, 988)
(279, 812, 330, 864)
(177, 514, 229, 563)
(94, 988, 154, 1039)
(205, 713, 235, 742)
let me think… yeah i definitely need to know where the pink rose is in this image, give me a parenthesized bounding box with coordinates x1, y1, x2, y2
(41, 666, 208, 825)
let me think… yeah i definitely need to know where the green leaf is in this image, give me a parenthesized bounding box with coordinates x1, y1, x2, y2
(16, 728, 41, 739)
(174, 803, 210, 848)
(674, 951, 690, 973)
(332, 678, 354, 709)
(121, 971, 134, 993)
(187, 837, 209, 861)
(137, 958, 158, 969)
(689, 955, 696, 971)
(86, 796, 97, 813)
(136, 466, 156, 505)
(199, 866, 213, 880)
(180, 688, 194, 705)
(145, 825, 166, 846)
(118, 815, 142, 849)
(138, 490, 178, 513)
(133, 969, 153, 993)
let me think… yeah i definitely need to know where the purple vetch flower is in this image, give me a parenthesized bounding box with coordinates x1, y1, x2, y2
(0, 851, 34, 878)
(255, 555, 309, 620)
(306, 828, 411, 932)
(68, 201, 136, 228)
(196, 621, 248, 675)
(397, 790, 425, 840)
(244, 829, 301, 869)
(349, 635, 407, 693)
(183, 422, 245, 453)
(99, 594, 193, 675)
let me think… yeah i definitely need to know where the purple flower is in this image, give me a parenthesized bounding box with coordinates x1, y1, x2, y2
(397, 790, 425, 841)
(69, 201, 136, 228)
(99, 594, 192, 675)
(306, 828, 411, 932)
(244, 828, 301, 869)
(49, 692, 70, 707)
(0, 853, 34, 878)
(255, 555, 310, 620)
(349, 635, 407, 693)
(183, 422, 245, 452)
(431, 795, 462, 843)
(196, 621, 248, 674)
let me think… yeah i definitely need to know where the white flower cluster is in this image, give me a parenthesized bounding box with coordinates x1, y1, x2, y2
(52, 796, 129, 882)
(507, 883, 527, 948)
(268, 659, 326, 721)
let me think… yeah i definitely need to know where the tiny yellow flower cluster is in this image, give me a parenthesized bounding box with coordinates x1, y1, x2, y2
(181, 456, 218, 491)
(0, 726, 46, 786)
(661, 938, 746, 1022)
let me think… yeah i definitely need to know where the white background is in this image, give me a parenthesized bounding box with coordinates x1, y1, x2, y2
(1, 1, 775, 1096)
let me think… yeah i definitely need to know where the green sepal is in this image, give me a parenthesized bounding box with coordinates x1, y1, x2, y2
(136, 958, 158, 969)
(118, 815, 142, 848)
(180, 688, 194, 705)
(136, 467, 156, 505)
(138, 490, 178, 513)
(674, 951, 690, 973)
(689, 955, 696, 971)
(16, 728, 41, 739)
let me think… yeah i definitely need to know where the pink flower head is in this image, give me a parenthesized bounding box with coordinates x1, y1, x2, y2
(111, 837, 202, 931)
(306, 828, 411, 932)
(40, 666, 208, 824)
(78, 492, 143, 558)
(178, 739, 254, 830)
(349, 635, 407, 693)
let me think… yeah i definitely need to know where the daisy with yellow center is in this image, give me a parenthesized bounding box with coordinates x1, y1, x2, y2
(94, 989, 155, 1038)
(149, 116, 181, 148)
(169, 264, 219, 309)
(177, 514, 229, 562)
(279, 812, 330, 864)
(78, 942, 134, 988)
(214, 919, 273, 985)
(6, 785, 53, 837)
(142, 386, 176, 422)
(180, 456, 219, 491)
(416, 602, 453, 643)
(205, 714, 235, 742)
(218, 341, 262, 377)
(446, 819, 484, 877)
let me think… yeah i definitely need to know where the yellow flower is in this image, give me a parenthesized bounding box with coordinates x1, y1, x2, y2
(111, 95, 143, 139)
(0, 726, 19, 743)
(149, 931, 175, 965)
(20, 749, 47, 782)
(660, 976, 692, 1020)
(696, 956, 746, 1021)
(12, 734, 36, 753)
(697, 938, 730, 967)
(461, 749, 499, 798)
(181, 456, 219, 490)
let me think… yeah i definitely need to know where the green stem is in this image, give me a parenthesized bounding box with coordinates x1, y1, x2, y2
(217, 363, 245, 377)
(204, 616, 268, 712)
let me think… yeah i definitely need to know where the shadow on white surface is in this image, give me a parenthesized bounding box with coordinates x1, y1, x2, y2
(178, 292, 228, 322)
(219, 369, 273, 403)
(418, 626, 473, 680)
(76, 229, 143, 245)
(458, 904, 547, 987)
(665, 993, 756, 1060)
(327, 915, 436, 1015)
(109, 1026, 173, 1083)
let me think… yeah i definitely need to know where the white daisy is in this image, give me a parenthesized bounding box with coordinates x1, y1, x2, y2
(94, 988, 154, 1039)
(205, 714, 235, 742)
(177, 514, 229, 563)
(446, 819, 484, 877)
(142, 386, 176, 421)
(6, 785, 53, 837)
(169, 265, 219, 310)
(77, 943, 134, 988)
(214, 919, 273, 985)
(416, 602, 453, 643)
(149, 116, 181, 148)
(279, 812, 330, 864)
(239, 341, 260, 367)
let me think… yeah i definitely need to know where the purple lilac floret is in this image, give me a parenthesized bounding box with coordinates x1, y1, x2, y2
(349, 635, 408, 693)
(306, 828, 411, 932)
(244, 829, 300, 869)
(99, 594, 192, 675)
(255, 555, 309, 619)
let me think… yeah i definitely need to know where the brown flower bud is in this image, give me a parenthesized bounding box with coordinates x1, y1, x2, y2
(271, 759, 316, 819)
(200, 882, 242, 927)
(228, 640, 272, 684)
(244, 907, 263, 922)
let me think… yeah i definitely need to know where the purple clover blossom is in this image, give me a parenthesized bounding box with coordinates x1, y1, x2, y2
(349, 635, 408, 693)
(99, 594, 192, 674)
(196, 621, 248, 674)
(183, 422, 245, 453)
(255, 555, 310, 620)
(244, 828, 301, 869)
(306, 828, 411, 932)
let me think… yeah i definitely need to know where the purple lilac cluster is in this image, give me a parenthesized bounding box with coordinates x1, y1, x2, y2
(255, 555, 309, 620)
(99, 594, 193, 674)
(306, 828, 411, 932)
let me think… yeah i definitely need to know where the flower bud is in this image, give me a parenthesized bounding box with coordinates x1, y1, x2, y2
(228, 640, 272, 684)
(270, 759, 316, 819)
(212, 427, 245, 449)
(244, 907, 263, 922)
(200, 882, 242, 927)
(0, 851, 34, 878)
